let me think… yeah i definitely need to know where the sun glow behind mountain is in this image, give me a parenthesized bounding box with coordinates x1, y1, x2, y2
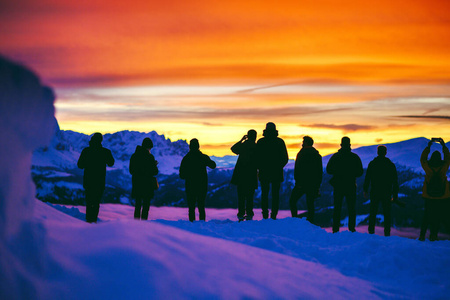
(1, 0, 449, 156)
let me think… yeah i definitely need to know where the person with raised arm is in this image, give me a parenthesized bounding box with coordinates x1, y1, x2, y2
(419, 138, 450, 241)
(231, 130, 258, 221)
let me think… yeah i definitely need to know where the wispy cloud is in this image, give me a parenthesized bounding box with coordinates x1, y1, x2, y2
(398, 115, 450, 120)
(306, 123, 376, 133)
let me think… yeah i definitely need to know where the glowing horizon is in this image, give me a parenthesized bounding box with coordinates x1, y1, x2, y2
(1, 0, 449, 157)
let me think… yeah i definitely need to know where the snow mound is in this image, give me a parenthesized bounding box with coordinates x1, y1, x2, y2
(0, 56, 56, 299)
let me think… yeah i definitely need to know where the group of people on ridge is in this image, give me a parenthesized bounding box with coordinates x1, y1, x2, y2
(77, 123, 449, 240)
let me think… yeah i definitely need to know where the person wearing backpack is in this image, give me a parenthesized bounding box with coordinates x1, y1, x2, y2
(419, 138, 450, 241)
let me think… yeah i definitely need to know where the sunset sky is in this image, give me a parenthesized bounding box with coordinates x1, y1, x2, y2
(1, 0, 449, 157)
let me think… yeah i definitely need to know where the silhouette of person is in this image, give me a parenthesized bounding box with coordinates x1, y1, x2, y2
(419, 138, 450, 241)
(129, 138, 159, 220)
(77, 133, 115, 223)
(289, 136, 322, 224)
(256, 122, 289, 220)
(179, 139, 216, 221)
(326, 137, 363, 233)
(231, 130, 258, 221)
(363, 145, 399, 236)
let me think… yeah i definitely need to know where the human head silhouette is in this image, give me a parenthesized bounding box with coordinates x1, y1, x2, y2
(190, 138, 200, 151)
(341, 136, 351, 149)
(429, 151, 443, 168)
(377, 145, 387, 157)
(302, 136, 314, 147)
(247, 129, 257, 142)
(142, 137, 153, 150)
(90, 132, 103, 146)
(263, 122, 278, 137)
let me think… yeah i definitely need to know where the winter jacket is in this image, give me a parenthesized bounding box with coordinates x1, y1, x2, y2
(179, 150, 216, 192)
(256, 136, 289, 182)
(129, 145, 159, 198)
(77, 141, 115, 190)
(363, 156, 399, 199)
(420, 146, 450, 199)
(294, 146, 323, 190)
(230, 140, 258, 189)
(326, 147, 363, 189)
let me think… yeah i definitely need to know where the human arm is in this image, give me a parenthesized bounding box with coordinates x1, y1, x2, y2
(363, 163, 371, 198)
(420, 143, 431, 171)
(231, 135, 247, 155)
(106, 149, 115, 167)
(355, 155, 364, 178)
(206, 155, 217, 170)
(77, 149, 86, 169)
(392, 163, 399, 201)
(280, 139, 289, 167)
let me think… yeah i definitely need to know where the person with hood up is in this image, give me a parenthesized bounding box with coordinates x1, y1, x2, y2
(289, 136, 322, 224)
(179, 139, 216, 222)
(129, 137, 159, 220)
(419, 138, 450, 241)
(231, 129, 258, 221)
(77, 133, 115, 223)
(326, 136, 363, 233)
(363, 145, 399, 236)
(256, 122, 289, 220)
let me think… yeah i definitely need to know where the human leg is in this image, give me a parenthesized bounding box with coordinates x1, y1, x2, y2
(186, 191, 196, 222)
(381, 197, 392, 236)
(332, 189, 344, 233)
(270, 181, 281, 220)
(289, 185, 304, 217)
(346, 188, 357, 232)
(237, 185, 246, 220)
(245, 187, 255, 219)
(260, 181, 270, 219)
(85, 188, 102, 223)
(305, 190, 316, 224)
(141, 196, 151, 220)
(368, 197, 380, 234)
(198, 189, 207, 221)
(419, 198, 429, 240)
(134, 197, 142, 219)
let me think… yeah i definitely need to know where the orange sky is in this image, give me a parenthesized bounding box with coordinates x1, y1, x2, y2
(1, 0, 449, 156)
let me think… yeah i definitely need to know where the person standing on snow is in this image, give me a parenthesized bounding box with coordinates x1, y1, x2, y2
(363, 145, 399, 237)
(289, 136, 322, 224)
(130, 137, 159, 220)
(77, 133, 115, 223)
(326, 136, 363, 233)
(256, 122, 289, 220)
(231, 129, 258, 221)
(179, 139, 216, 222)
(419, 138, 450, 241)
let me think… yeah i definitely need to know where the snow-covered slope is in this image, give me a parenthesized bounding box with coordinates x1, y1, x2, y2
(33, 200, 450, 299)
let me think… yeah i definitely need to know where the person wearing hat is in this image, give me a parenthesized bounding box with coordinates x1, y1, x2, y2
(179, 139, 217, 221)
(129, 137, 159, 220)
(419, 138, 450, 241)
(256, 122, 289, 220)
(77, 132, 115, 223)
(326, 136, 363, 233)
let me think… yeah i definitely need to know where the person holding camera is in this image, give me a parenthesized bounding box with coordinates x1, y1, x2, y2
(419, 138, 450, 241)
(231, 130, 258, 221)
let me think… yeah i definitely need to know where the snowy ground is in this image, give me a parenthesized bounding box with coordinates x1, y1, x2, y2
(34, 201, 450, 299)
